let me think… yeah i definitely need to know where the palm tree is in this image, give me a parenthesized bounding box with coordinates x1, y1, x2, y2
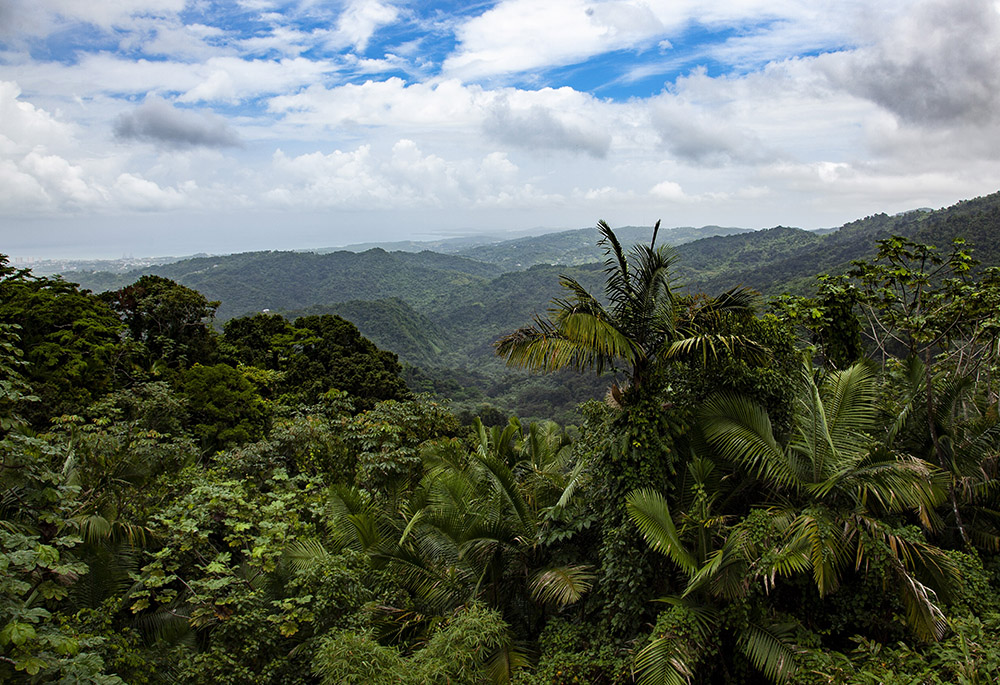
(626, 362, 957, 683)
(312, 418, 592, 683)
(495, 220, 759, 402)
(888, 356, 1000, 550)
(701, 363, 954, 634)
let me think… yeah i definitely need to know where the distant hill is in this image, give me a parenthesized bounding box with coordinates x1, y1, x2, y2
(333, 224, 753, 269)
(453, 225, 754, 271)
(683, 191, 1000, 296)
(66, 190, 1000, 421)
(286, 297, 450, 369)
(74, 248, 502, 320)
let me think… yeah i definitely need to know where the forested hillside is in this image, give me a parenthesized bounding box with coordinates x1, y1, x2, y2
(67, 191, 1000, 422)
(3, 215, 1000, 683)
(77, 249, 502, 321)
(450, 224, 753, 271)
(686, 191, 1000, 294)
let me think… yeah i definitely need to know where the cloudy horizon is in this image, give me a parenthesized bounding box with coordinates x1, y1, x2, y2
(3, 0, 1000, 259)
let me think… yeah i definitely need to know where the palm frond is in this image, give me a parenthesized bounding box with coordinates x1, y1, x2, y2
(896, 570, 948, 642)
(284, 538, 331, 573)
(495, 311, 634, 374)
(737, 621, 799, 683)
(787, 509, 851, 596)
(700, 393, 794, 489)
(685, 545, 749, 600)
(485, 639, 533, 685)
(528, 564, 595, 606)
(634, 634, 697, 685)
(597, 219, 634, 306)
(818, 362, 879, 458)
(626, 488, 697, 574)
(552, 457, 587, 511)
(471, 449, 535, 538)
(705, 286, 760, 315)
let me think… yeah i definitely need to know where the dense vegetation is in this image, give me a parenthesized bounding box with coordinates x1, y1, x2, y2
(4, 194, 1000, 683)
(66, 192, 1000, 425)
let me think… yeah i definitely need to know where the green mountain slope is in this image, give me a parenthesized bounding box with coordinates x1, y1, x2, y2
(286, 297, 450, 368)
(74, 249, 502, 320)
(684, 191, 1000, 295)
(455, 225, 753, 270)
(65, 190, 1000, 420)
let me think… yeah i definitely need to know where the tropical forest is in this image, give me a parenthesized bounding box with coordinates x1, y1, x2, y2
(5, 192, 1000, 684)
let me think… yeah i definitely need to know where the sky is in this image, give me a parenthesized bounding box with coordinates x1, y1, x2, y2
(2, 0, 1000, 259)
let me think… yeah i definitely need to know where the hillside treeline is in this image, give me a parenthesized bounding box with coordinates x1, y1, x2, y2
(2, 223, 1000, 683)
(67, 191, 1000, 425)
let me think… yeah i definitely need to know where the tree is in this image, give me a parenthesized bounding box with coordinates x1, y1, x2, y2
(102, 275, 219, 369)
(181, 363, 270, 454)
(221, 313, 296, 371)
(625, 362, 957, 683)
(495, 220, 764, 636)
(319, 417, 591, 682)
(283, 314, 411, 410)
(495, 220, 759, 402)
(0, 257, 127, 426)
(0, 323, 123, 682)
(849, 236, 1000, 545)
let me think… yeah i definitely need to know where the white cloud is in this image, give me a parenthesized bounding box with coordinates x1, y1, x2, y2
(3, 1, 1000, 255)
(651, 94, 771, 165)
(443, 0, 665, 80)
(483, 97, 612, 158)
(650, 180, 686, 200)
(0, 158, 52, 211)
(441, 0, 883, 82)
(0, 81, 75, 153)
(265, 140, 559, 210)
(113, 172, 187, 210)
(20, 150, 108, 208)
(140, 21, 229, 60)
(331, 0, 400, 52)
(177, 56, 336, 103)
(5, 53, 337, 107)
(0, 0, 186, 40)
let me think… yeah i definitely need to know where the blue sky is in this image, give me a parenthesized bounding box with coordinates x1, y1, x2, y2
(2, 0, 1000, 258)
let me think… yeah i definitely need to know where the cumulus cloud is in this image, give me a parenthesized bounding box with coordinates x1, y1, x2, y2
(6, 0, 1000, 253)
(651, 97, 771, 166)
(267, 78, 484, 129)
(484, 99, 611, 158)
(820, 0, 1000, 126)
(266, 140, 557, 210)
(0, 81, 74, 153)
(113, 172, 187, 210)
(444, 0, 664, 80)
(331, 0, 400, 52)
(114, 98, 241, 148)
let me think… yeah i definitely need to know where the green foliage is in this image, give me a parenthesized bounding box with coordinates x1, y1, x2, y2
(0, 332, 123, 682)
(313, 603, 513, 685)
(528, 617, 628, 684)
(217, 393, 355, 479)
(101, 274, 219, 369)
(181, 363, 270, 453)
(224, 312, 411, 411)
(795, 614, 1000, 684)
(771, 275, 863, 370)
(0, 258, 126, 426)
(349, 396, 461, 493)
(8, 216, 1000, 684)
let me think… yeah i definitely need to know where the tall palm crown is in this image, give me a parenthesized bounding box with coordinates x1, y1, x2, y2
(495, 220, 757, 396)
